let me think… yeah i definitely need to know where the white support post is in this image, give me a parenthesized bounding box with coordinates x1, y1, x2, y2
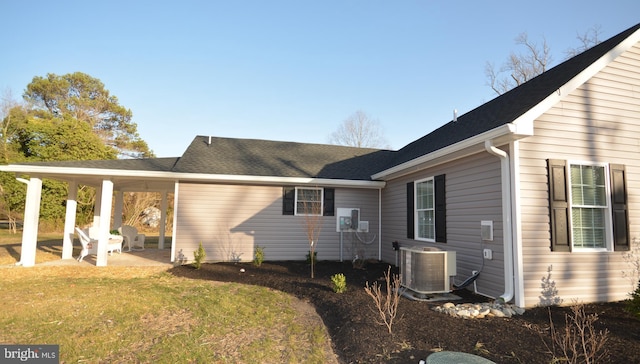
(113, 190, 124, 229)
(95, 180, 113, 267)
(62, 181, 78, 260)
(17, 177, 42, 267)
(93, 185, 102, 228)
(159, 191, 168, 249)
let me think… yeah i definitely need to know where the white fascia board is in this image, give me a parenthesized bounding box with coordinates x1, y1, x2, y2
(512, 27, 640, 129)
(176, 173, 386, 189)
(0, 165, 385, 189)
(371, 123, 527, 180)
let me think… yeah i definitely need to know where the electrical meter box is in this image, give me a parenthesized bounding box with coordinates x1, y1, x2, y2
(336, 208, 360, 232)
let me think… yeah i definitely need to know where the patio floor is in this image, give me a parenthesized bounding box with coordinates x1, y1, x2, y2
(38, 248, 173, 267)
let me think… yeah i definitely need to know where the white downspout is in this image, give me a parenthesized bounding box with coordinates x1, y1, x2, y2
(484, 140, 514, 302)
(378, 187, 382, 260)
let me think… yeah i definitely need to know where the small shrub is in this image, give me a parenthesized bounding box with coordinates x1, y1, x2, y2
(331, 273, 347, 293)
(193, 242, 206, 269)
(306, 251, 317, 264)
(254, 246, 265, 267)
(539, 264, 562, 307)
(626, 281, 640, 318)
(543, 302, 609, 364)
(364, 266, 401, 334)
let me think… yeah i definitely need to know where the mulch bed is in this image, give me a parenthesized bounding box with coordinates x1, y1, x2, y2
(169, 260, 640, 363)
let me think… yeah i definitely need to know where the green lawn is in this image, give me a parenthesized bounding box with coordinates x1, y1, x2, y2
(0, 231, 336, 363)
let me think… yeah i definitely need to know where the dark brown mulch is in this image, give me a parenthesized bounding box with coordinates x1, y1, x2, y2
(169, 260, 640, 364)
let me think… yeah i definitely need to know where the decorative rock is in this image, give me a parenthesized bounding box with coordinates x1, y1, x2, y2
(432, 300, 525, 319)
(490, 308, 506, 317)
(442, 302, 456, 309)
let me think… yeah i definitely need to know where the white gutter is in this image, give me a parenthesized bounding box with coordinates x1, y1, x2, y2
(378, 187, 382, 260)
(372, 123, 522, 180)
(484, 140, 514, 303)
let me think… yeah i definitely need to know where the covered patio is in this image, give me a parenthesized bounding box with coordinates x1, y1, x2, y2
(0, 158, 180, 267)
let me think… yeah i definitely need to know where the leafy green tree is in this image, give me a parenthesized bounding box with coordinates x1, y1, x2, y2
(0, 114, 118, 228)
(23, 72, 152, 158)
(15, 116, 117, 161)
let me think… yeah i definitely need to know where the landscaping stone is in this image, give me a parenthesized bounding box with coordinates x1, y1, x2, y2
(432, 301, 525, 319)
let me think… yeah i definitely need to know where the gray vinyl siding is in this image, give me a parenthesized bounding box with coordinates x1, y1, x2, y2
(174, 182, 379, 262)
(381, 152, 506, 299)
(517, 43, 640, 307)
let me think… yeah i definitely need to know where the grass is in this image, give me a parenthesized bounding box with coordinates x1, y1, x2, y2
(0, 230, 335, 363)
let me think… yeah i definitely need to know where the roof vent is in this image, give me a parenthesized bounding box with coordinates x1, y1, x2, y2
(453, 109, 458, 122)
(208, 136, 212, 145)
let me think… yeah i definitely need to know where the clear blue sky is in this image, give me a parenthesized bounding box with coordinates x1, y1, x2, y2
(1, 1, 639, 157)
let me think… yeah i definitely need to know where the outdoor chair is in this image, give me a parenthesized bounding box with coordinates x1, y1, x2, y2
(87, 226, 124, 255)
(119, 225, 145, 251)
(76, 227, 123, 262)
(75, 227, 98, 262)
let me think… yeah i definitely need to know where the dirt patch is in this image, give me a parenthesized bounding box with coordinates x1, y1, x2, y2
(170, 260, 640, 364)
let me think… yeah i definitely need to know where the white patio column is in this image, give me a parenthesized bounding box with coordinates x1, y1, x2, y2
(17, 177, 42, 267)
(61, 181, 78, 260)
(113, 190, 124, 229)
(158, 191, 168, 249)
(95, 180, 113, 267)
(93, 185, 102, 228)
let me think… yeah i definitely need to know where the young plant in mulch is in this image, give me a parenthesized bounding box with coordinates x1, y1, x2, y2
(539, 301, 609, 364)
(626, 281, 640, 318)
(254, 246, 265, 267)
(364, 266, 401, 334)
(331, 273, 347, 293)
(193, 242, 206, 269)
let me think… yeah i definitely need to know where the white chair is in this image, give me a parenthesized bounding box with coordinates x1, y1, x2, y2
(87, 226, 124, 255)
(119, 225, 145, 251)
(76, 227, 123, 262)
(75, 227, 98, 262)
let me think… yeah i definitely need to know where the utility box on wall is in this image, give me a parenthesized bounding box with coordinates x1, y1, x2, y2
(481, 220, 493, 241)
(336, 208, 361, 232)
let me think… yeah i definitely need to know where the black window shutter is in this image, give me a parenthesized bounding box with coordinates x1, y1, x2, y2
(547, 159, 571, 252)
(435, 174, 447, 243)
(323, 188, 335, 216)
(282, 187, 295, 215)
(610, 164, 630, 251)
(406, 182, 414, 239)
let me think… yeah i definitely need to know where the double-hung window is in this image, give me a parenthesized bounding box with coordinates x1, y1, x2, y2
(548, 159, 629, 252)
(569, 163, 609, 250)
(406, 175, 446, 242)
(415, 177, 435, 241)
(295, 187, 323, 216)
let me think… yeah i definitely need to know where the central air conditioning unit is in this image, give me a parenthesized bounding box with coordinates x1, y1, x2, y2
(400, 246, 457, 295)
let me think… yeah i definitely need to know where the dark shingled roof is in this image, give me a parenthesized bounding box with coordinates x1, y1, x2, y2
(15, 157, 180, 172)
(173, 136, 395, 180)
(389, 22, 640, 168)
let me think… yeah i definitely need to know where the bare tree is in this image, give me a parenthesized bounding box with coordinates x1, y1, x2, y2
(328, 110, 389, 148)
(0, 89, 21, 163)
(300, 188, 323, 278)
(486, 25, 603, 96)
(564, 25, 603, 59)
(485, 33, 551, 95)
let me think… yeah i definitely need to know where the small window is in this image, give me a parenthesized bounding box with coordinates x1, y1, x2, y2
(415, 177, 435, 241)
(295, 187, 323, 216)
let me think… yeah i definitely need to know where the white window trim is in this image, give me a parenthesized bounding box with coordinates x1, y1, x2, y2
(414, 177, 435, 242)
(294, 187, 324, 216)
(567, 161, 613, 252)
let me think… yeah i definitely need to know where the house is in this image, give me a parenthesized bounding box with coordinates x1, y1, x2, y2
(2, 23, 640, 308)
